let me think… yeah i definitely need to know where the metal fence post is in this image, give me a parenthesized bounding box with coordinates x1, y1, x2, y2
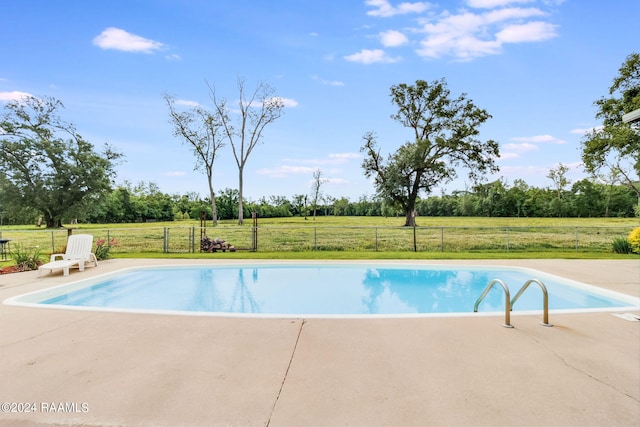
(505, 227, 509, 252)
(163, 227, 168, 253)
(314, 227, 317, 251)
(441, 227, 444, 252)
(375, 227, 378, 252)
(413, 224, 417, 252)
(251, 212, 258, 252)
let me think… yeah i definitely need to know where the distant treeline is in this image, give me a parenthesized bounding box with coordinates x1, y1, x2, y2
(1, 178, 638, 226)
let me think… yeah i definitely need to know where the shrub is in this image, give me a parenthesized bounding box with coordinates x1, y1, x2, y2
(95, 238, 118, 260)
(10, 244, 43, 271)
(628, 227, 640, 254)
(612, 237, 633, 254)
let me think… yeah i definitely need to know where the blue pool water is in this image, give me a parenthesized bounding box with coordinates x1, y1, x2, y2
(8, 264, 638, 317)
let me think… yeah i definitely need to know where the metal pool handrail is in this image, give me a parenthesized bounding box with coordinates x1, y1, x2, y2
(511, 279, 553, 327)
(474, 279, 513, 328)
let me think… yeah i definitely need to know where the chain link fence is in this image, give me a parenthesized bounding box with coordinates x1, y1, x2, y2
(0, 225, 635, 255)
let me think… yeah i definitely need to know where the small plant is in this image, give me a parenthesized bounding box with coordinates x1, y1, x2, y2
(628, 227, 640, 254)
(612, 237, 633, 254)
(10, 244, 43, 271)
(95, 238, 118, 260)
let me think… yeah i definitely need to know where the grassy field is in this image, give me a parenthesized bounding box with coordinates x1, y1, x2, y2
(3, 215, 637, 229)
(1, 216, 638, 265)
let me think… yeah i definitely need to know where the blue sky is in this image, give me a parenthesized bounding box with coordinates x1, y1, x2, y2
(1, 0, 638, 201)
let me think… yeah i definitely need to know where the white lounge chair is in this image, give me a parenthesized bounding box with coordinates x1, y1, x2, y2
(38, 234, 98, 277)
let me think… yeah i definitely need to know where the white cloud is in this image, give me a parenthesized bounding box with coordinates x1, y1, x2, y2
(499, 165, 549, 178)
(311, 75, 345, 86)
(267, 97, 299, 108)
(0, 90, 33, 102)
(511, 134, 566, 144)
(499, 142, 539, 160)
(256, 165, 317, 178)
(93, 27, 165, 53)
(165, 53, 182, 61)
(484, 7, 546, 22)
(344, 48, 401, 64)
(366, 0, 430, 17)
(164, 171, 187, 177)
(175, 99, 200, 107)
(355, 1, 560, 62)
(283, 153, 360, 166)
(467, 0, 533, 8)
(502, 142, 539, 151)
(259, 153, 360, 178)
(571, 126, 602, 135)
(324, 177, 351, 185)
(380, 30, 409, 47)
(552, 161, 582, 171)
(414, 6, 558, 60)
(496, 21, 557, 43)
(329, 152, 361, 161)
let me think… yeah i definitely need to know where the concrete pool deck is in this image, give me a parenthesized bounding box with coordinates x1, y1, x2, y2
(0, 259, 638, 426)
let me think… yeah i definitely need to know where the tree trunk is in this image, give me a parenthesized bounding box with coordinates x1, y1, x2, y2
(404, 210, 416, 227)
(207, 179, 218, 226)
(45, 216, 62, 228)
(237, 167, 244, 225)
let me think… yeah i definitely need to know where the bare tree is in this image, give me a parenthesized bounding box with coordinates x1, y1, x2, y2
(547, 163, 570, 217)
(310, 169, 326, 220)
(209, 78, 284, 224)
(164, 93, 224, 225)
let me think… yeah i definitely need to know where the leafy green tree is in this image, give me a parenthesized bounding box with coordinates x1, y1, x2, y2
(0, 96, 121, 227)
(189, 198, 212, 221)
(570, 179, 603, 217)
(130, 181, 175, 222)
(0, 171, 38, 224)
(472, 180, 508, 217)
(547, 163, 571, 217)
(500, 179, 528, 217)
(608, 185, 637, 217)
(332, 197, 351, 216)
(269, 195, 294, 218)
(291, 194, 307, 217)
(581, 52, 640, 199)
(217, 188, 240, 220)
(361, 79, 499, 226)
(173, 191, 199, 220)
(452, 189, 476, 217)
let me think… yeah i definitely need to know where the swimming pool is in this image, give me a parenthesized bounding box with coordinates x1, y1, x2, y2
(6, 264, 638, 318)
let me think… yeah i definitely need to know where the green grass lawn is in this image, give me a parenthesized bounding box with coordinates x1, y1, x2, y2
(2, 215, 639, 230)
(0, 216, 638, 267)
(3, 215, 640, 229)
